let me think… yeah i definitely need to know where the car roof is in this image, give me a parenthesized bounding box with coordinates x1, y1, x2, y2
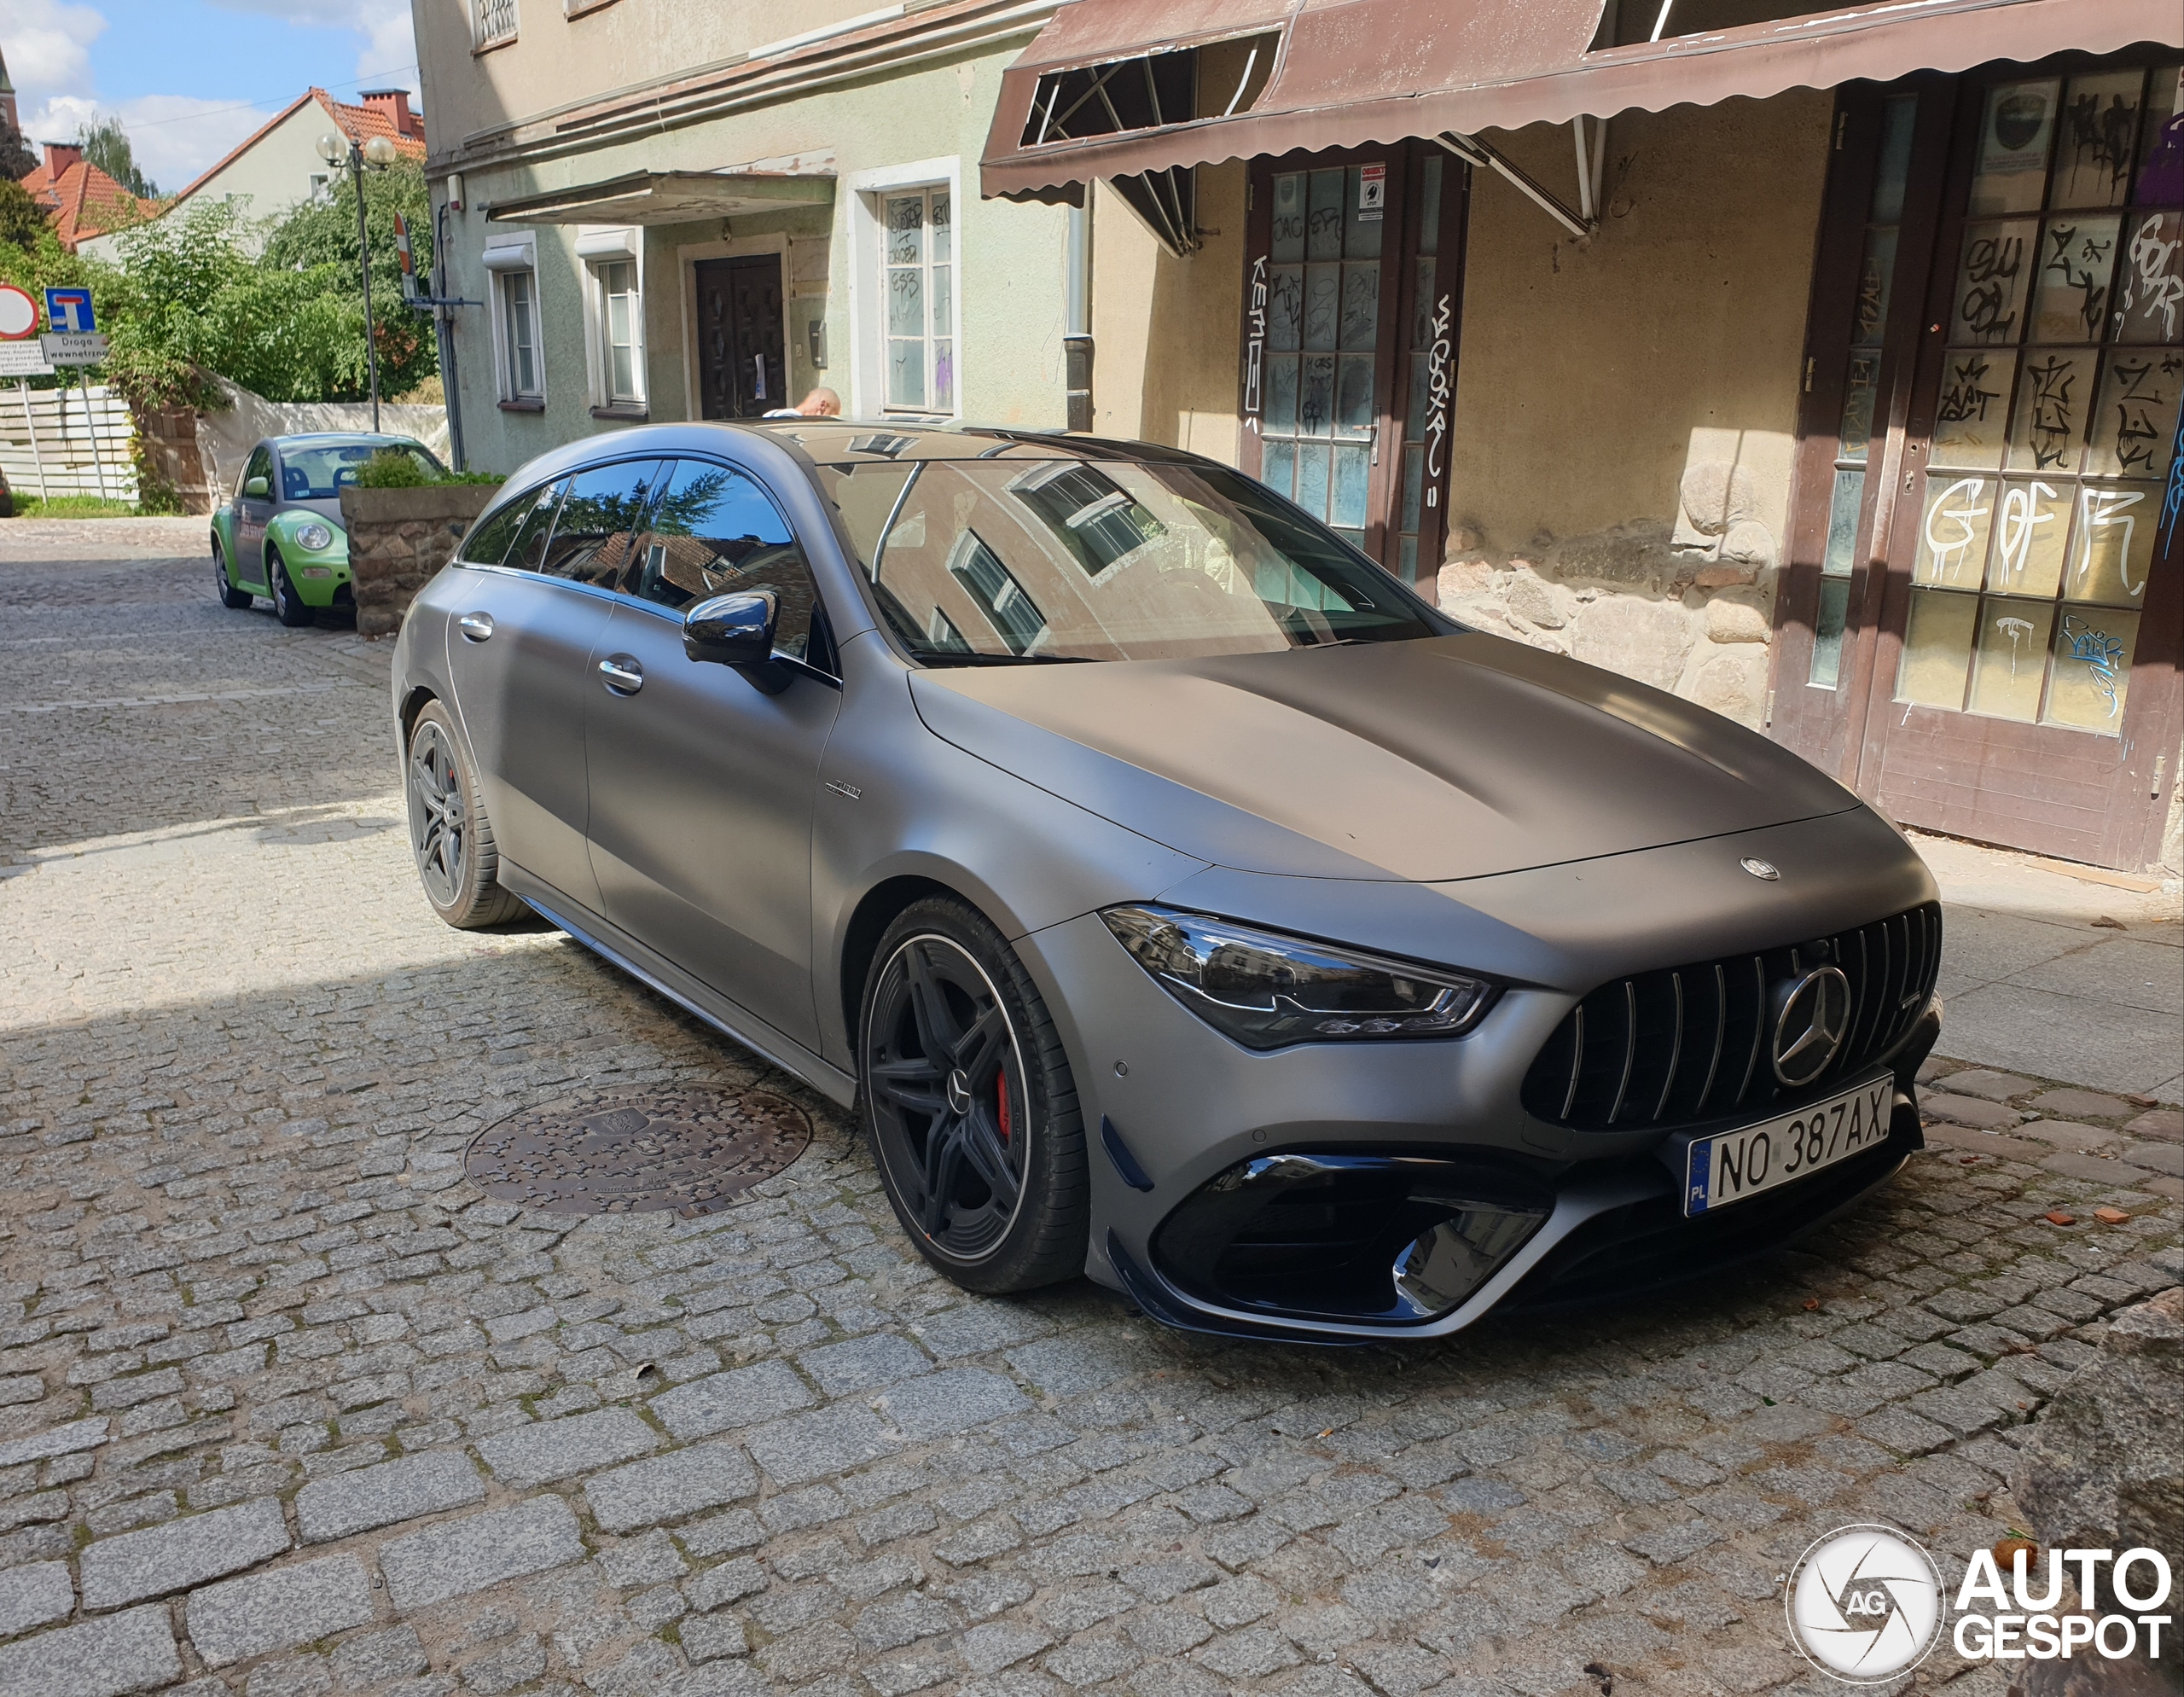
(263, 433, 427, 454)
(746, 420, 1202, 468)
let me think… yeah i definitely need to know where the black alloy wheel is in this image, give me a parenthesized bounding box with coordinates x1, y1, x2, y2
(404, 701, 526, 928)
(269, 548, 313, 627)
(213, 540, 253, 609)
(860, 898, 1087, 1293)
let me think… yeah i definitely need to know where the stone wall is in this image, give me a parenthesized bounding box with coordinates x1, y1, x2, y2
(1436, 450, 1782, 729)
(340, 485, 501, 639)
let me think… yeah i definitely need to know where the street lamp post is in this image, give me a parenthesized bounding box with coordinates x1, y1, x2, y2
(317, 130, 401, 431)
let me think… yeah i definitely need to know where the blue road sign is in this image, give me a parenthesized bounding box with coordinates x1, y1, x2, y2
(45, 288, 96, 334)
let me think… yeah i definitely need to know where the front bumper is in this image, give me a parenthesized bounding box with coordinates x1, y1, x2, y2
(1018, 811, 1942, 1345)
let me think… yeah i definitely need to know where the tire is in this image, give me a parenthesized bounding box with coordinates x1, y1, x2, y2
(859, 896, 1089, 1293)
(269, 548, 313, 627)
(404, 701, 527, 929)
(213, 540, 253, 609)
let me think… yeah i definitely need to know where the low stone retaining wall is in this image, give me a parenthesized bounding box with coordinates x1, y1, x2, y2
(340, 484, 501, 638)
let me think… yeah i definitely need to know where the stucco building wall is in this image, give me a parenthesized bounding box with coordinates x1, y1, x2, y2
(1434, 94, 1833, 729)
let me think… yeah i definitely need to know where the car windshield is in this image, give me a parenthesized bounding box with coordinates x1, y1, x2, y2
(813, 456, 1443, 663)
(280, 441, 440, 500)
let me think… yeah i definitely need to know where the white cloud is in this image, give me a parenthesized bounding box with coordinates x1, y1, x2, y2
(18, 90, 274, 193)
(3, 0, 107, 113)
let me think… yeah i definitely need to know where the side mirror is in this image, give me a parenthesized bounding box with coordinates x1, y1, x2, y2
(683, 590, 790, 693)
(243, 476, 269, 499)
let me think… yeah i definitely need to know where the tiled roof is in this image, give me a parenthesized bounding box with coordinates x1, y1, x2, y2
(20, 157, 159, 250)
(167, 86, 427, 211)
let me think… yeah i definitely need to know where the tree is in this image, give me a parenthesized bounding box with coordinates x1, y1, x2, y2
(260, 160, 438, 398)
(0, 119, 34, 183)
(0, 177, 46, 249)
(75, 116, 158, 199)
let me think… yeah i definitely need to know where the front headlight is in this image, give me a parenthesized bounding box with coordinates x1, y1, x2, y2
(1101, 905, 1496, 1049)
(294, 522, 335, 552)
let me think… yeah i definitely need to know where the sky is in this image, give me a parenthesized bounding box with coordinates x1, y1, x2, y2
(3, 0, 419, 195)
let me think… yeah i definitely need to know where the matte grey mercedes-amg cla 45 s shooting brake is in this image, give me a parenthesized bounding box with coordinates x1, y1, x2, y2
(392, 421, 1943, 1344)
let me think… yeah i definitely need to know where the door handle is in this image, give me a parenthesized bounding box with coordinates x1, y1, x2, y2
(598, 655, 644, 694)
(457, 613, 494, 642)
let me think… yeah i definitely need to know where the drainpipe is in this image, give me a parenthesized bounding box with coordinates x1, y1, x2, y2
(1064, 196, 1093, 433)
(434, 196, 467, 472)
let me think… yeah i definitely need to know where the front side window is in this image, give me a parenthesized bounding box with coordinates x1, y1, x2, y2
(499, 269, 542, 400)
(816, 453, 1443, 664)
(539, 460, 664, 585)
(240, 446, 273, 499)
(627, 459, 825, 663)
(882, 187, 954, 414)
(595, 259, 643, 406)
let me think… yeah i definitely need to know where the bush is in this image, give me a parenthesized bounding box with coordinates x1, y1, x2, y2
(356, 449, 502, 489)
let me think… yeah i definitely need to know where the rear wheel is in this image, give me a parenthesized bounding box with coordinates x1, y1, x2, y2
(859, 897, 1088, 1293)
(213, 539, 253, 609)
(269, 548, 313, 627)
(404, 701, 526, 928)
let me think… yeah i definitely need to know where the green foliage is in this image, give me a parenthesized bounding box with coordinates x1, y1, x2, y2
(0, 177, 45, 249)
(356, 448, 499, 488)
(75, 117, 159, 199)
(0, 118, 35, 183)
(261, 161, 437, 399)
(3, 496, 142, 519)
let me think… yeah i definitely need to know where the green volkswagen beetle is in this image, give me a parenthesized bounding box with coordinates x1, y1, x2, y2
(211, 433, 444, 625)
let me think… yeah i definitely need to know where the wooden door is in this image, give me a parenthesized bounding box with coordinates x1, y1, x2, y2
(1775, 55, 2184, 870)
(694, 256, 787, 420)
(1238, 143, 1470, 590)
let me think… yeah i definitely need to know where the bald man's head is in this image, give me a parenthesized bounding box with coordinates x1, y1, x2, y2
(797, 388, 841, 417)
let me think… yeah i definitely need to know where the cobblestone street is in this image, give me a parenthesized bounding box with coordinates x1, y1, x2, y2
(1, 526, 2179, 1697)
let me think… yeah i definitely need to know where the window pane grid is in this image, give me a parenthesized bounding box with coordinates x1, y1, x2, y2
(884, 189, 954, 415)
(1895, 64, 2181, 735)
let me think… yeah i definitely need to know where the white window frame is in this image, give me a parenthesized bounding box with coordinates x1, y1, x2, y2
(483, 231, 543, 406)
(576, 226, 645, 415)
(473, 0, 519, 49)
(845, 154, 962, 421)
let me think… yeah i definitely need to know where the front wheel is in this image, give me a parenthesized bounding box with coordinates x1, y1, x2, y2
(404, 701, 526, 928)
(859, 897, 1088, 1293)
(269, 548, 313, 627)
(213, 540, 253, 609)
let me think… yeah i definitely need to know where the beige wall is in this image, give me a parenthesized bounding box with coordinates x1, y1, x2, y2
(1448, 93, 1830, 557)
(1089, 163, 1246, 464)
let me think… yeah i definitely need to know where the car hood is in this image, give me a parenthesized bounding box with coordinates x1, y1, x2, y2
(908, 635, 1862, 882)
(276, 498, 347, 527)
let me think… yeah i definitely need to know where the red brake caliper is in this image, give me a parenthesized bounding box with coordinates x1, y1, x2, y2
(996, 1071, 1012, 1143)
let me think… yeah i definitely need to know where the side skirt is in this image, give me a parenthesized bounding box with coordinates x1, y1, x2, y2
(498, 864, 857, 1108)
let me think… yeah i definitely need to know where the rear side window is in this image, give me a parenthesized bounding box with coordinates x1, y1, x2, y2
(539, 459, 664, 586)
(458, 483, 553, 567)
(507, 481, 569, 571)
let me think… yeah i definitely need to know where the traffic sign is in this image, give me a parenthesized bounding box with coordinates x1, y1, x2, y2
(42, 332, 109, 366)
(0, 284, 37, 340)
(44, 288, 96, 334)
(0, 341, 55, 377)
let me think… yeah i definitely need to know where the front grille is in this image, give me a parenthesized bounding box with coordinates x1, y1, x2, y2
(1521, 903, 1940, 1132)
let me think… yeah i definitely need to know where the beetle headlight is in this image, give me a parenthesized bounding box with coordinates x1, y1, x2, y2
(1101, 905, 1496, 1049)
(294, 522, 335, 552)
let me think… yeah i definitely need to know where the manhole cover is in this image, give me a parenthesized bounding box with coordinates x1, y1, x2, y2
(465, 1086, 813, 1217)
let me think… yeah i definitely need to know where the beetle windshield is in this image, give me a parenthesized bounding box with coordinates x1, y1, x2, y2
(813, 457, 1443, 663)
(280, 441, 442, 499)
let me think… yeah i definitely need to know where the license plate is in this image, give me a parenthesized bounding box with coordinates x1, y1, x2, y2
(1682, 1073, 1893, 1218)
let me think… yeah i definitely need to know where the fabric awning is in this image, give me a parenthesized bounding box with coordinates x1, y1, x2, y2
(981, 0, 2180, 200)
(486, 170, 834, 225)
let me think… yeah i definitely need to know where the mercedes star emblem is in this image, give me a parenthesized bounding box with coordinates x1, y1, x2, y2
(1773, 965, 1852, 1088)
(1741, 857, 1781, 880)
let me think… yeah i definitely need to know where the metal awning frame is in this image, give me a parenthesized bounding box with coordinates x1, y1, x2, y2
(1439, 118, 1609, 243)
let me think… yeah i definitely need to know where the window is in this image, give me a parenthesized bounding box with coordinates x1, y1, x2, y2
(538, 461, 664, 585)
(239, 446, 273, 500)
(458, 482, 555, 567)
(882, 188, 954, 413)
(474, 0, 517, 47)
(628, 459, 826, 664)
(504, 480, 567, 571)
(499, 270, 542, 401)
(599, 260, 642, 403)
(1011, 462, 1165, 579)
